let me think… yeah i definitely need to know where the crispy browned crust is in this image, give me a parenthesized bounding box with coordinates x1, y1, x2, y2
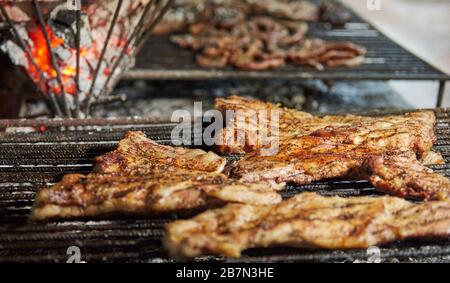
(165, 192, 450, 259)
(216, 96, 446, 200)
(215, 95, 313, 154)
(95, 131, 226, 174)
(30, 169, 283, 221)
(31, 131, 283, 221)
(215, 96, 436, 155)
(369, 155, 450, 201)
(229, 109, 437, 182)
(420, 151, 445, 166)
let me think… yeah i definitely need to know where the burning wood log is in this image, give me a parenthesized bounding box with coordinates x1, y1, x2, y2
(0, 0, 173, 118)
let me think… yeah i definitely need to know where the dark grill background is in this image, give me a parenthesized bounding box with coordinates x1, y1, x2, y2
(0, 109, 449, 263)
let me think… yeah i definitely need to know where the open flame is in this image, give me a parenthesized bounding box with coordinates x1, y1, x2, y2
(27, 24, 91, 96)
(25, 24, 132, 98)
(1, 0, 158, 117)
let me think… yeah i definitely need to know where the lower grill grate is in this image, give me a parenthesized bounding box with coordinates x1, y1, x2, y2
(0, 109, 450, 263)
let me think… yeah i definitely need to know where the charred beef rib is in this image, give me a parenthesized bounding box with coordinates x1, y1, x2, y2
(165, 192, 450, 259)
(216, 96, 449, 201)
(30, 132, 282, 221)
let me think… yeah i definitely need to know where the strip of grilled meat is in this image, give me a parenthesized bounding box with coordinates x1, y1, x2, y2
(288, 39, 367, 70)
(155, 0, 318, 35)
(31, 131, 282, 220)
(153, 0, 206, 35)
(369, 154, 450, 201)
(215, 95, 313, 154)
(154, 0, 249, 35)
(95, 131, 226, 174)
(246, 0, 319, 22)
(165, 192, 450, 259)
(215, 96, 434, 155)
(171, 13, 365, 71)
(318, 0, 352, 27)
(420, 150, 445, 165)
(30, 170, 282, 221)
(217, 96, 449, 200)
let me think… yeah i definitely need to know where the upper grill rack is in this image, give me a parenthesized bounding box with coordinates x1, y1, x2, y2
(127, 29, 450, 82)
(124, 1, 449, 83)
(0, 108, 450, 262)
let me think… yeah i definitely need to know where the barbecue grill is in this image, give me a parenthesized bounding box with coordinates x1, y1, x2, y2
(0, 0, 450, 264)
(0, 108, 449, 263)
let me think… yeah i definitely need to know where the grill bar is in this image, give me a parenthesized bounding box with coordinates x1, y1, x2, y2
(0, 108, 450, 263)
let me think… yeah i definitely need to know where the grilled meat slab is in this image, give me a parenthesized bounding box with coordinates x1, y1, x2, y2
(288, 39, 367, 70)
(30, 170, 282, 221)
(165, 192, 450, 259)
(215, 95, 313, 154)
(95, 131, 226, 174)
(246, 0, 319, 22)
(216, 96, 435, 155)
(217, 96, 448, 200)
(229, 118, 447, 200)
(171, 12, 365, 71)
(420, 150, 446, 165)
(31, 131, 282, 221)
(369, 155, 450, 201)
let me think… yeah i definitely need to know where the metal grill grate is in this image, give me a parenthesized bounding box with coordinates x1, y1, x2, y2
(126, 31, 449, 82)
(0, 108, 450, 263)
(124, 2, 449, 82)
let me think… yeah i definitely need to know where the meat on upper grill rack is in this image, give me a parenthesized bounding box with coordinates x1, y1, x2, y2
(124, 0, 450, 107)
(0, 108, 450, 263)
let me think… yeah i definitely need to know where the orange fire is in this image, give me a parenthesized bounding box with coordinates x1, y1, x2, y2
(26, 25, 93, 96)
(24, 23, 131, 98)
(27, 25, 73, 95)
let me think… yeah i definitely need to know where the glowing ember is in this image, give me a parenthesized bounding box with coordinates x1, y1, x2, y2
(26, 24, 86, 96)
(0, 0, 161, 117)
(23, 19, 133, 99)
